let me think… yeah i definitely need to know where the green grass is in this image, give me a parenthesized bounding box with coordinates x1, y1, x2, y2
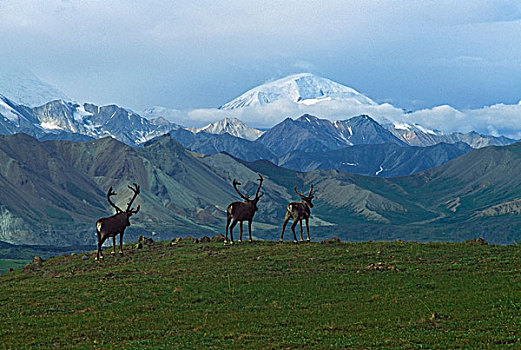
(1, 240, 520, 349)
(0, 259, 30, 274)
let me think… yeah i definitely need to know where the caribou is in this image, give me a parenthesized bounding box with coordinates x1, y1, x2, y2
(95, 183, 141, 261)
(280, 185, 315, 243)
(225, 174, 264, 244)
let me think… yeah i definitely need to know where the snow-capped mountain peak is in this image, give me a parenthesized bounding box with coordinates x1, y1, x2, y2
(0, 68, 69, 107)
(28, 100, 178, 145)
(0, 95, 24, 123)
(192, 117, 264, 141)
(219, 73, 376, 110)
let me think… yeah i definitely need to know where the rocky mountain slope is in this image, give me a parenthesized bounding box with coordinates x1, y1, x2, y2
(277, 142, 471, 176)
(0, 96, 179, 145)
(167, 115, 473, 177)
(386, 122, 515, 148)
(256, 114, 405, 156)
(191, 117, 264, 141)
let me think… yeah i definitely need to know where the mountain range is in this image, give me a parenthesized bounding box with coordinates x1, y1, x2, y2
(0, 133, 520, 248)
(1, 71, 521, 249)
(166, 114, 512, 177)
(0, 95, 179, 145)
(0, 88, 516, 180)
(0, 71, 516, 150)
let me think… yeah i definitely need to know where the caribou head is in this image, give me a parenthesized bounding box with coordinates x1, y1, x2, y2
(294, 184, 314, 208)
(232, 174, 264, 211)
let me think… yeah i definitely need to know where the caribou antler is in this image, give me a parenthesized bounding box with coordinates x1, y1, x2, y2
(107, 187, 123, 213)
(294, 186, 306, 197)
(233, 179, 250, 200)
(255, 174, 264, 199)
(295, 185, 314, 198)
(126, 183, 141, 212)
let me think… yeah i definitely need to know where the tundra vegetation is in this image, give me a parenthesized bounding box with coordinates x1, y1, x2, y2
(1, 239, 520, 348)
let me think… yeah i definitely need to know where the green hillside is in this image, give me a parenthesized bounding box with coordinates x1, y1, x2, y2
(1, 240, 520, 348)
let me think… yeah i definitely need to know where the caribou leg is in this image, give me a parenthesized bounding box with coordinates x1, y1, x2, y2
(225, 215, 231, 244)
(239, 221, 243, 243)
(305, 217, 311, 242)
(119, 232, 124, 255)
(95, 231, 101, 261)
(96, 234, 107, 261)
(229, 219, 238, 245)
(111, 236, 116, 255)
(248, 220, 253, 242)
(290, 220, 299, 244)
(299, 220, 304, 242)
(280, 211, 291, 242)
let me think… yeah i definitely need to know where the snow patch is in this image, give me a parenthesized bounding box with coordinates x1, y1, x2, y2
(414, 124, 437, 135)
(73, 104, 93, 122)
(41, 121, 65, 130)
(393, 122, 411, 131)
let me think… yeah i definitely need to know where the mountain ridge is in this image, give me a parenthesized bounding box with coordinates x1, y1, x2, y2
(190, 117, 264, 141)
(0, 134, 520, 246)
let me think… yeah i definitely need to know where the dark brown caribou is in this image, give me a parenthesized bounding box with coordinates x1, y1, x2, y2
(95, 183, 140, 261)
(280, 185, 315, 243)
(225, 174, 264, 244)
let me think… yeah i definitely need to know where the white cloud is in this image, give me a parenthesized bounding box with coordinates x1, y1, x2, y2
(164, 99, 521, 141)
(396, 103, 521, 139)
(182, 99, 404, 128)
(464, 103, 521, 138)
(403, 105, 467, 131)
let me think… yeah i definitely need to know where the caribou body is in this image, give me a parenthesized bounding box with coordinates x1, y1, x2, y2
(280, 185, 315, 243)
(95, 183, 140, 261)
(225, 174, 264, 244)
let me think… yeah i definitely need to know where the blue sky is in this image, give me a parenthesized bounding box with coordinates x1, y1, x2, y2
(0, 0, 520, 113)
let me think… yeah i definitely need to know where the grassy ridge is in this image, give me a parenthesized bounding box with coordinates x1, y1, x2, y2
(1, 240, 520, 348)
(0, 259, 30, 274)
